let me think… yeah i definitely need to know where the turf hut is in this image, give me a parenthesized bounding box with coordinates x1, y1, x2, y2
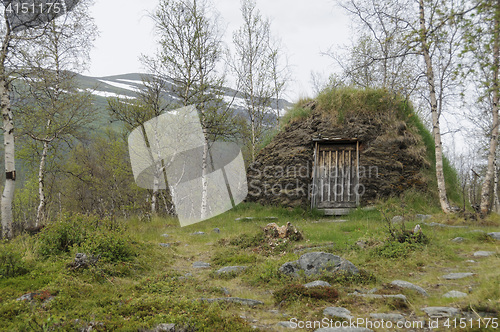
(246, 88, 431, 215)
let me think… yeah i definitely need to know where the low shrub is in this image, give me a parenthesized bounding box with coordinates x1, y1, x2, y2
(0, 243, 28, 278)
(37, 214, 93, 256)
(373, 240, 422, 259)
(319, 270, 377, 286)
(79, 231, 135, 263)
(37, 214, 135, 262)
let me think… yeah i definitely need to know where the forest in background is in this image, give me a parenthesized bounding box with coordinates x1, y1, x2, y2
(1, 0, 500, 238)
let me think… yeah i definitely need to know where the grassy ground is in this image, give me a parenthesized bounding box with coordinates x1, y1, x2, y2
(0, 199, 499, 331)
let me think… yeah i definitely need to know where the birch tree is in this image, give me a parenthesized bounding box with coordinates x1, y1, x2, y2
(1, 0, 82, 238)
(338, 0, 469, 213)
(108, 75, 172, 215)
(232, 0, 275, 162)
(146, 0, 238, 220)
(458, 0, 500, 215)
(15, 0, 97, 228)
(335, 0, 420, 98)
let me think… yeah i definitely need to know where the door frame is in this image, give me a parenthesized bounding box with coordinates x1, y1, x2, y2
(311, 138, 360, 209)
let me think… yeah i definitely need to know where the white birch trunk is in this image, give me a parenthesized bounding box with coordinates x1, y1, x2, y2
(1, 77, 15, 239)
(200, 136, 209, 220)
(36, 140, 49, 227)
(419, 0, 451, 213)
(493, 158, 500, 213)
(480, 1, 500, 215)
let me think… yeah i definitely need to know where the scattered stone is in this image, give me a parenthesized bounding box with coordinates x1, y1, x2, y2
(304, 280, 332, 288)
(213, 228, 220, 234)
(215, 266, 247, 275)
(416, 214, 432, 221)
(391, 280, 429, 297)
(355, 240, 366, 249)
(280, 252, 359, 277)
(161, 234, 169, 238)
(323, 307, 353, 320)
(16, 293, 38, 302)
(277, 321, 295, 328)
(41, 296, 55, 308)
(67, 253, 100, 270)
(192, 261, 211, 269)
(200, 297, 264, 306)
(315, 328, 374, 332)
(443, 291, 467, 298)
(369, 313, 405, 322)
(474, 251, 495, 257)
(348, 292, 407, 301)
(452, 237, 465, 243)
(421, 307, 461, 318)
(466, 260, 477, 263)
(149, 323, 176, 332)
(488, 232, 500, 241)
(191, 231, 206, 235)
(367, 288, 378, 294)
(235, 217, 254, 221)
(184, 273, 193, 278)
(391, 216, 404, 224)
(159, 243, 172, 248)
(220, 287, 231, 296)
(425, 222, 468, 228)
(442, 272, 475, 280)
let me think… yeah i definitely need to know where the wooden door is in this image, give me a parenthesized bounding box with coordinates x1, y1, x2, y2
(311, 142, 359, 209)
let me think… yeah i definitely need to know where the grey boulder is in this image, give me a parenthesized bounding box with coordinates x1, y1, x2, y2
(391, 280, 429, 297)
(323, 307, 353, 320)
(304, 280, 332, 288)
(421, 307, 461, 318)
(488, 232, 500, 241)
(443, 291, 467, 298)
(280, 252, 359, 277)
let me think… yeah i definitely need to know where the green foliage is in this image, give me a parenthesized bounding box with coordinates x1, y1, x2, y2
(273, 284, 339, 305)
(0, 243, 28, 279)
(37, 214, 135, 262)
(37, 214, 92, 256)
(60, 131, 149, 217)
(79, 230, 135, 263)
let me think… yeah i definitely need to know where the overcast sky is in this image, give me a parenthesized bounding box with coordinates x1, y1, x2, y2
(88, 0, 350, 102)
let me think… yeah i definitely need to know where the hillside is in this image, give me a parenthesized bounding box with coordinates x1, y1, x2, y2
(75, 72, 293, 128)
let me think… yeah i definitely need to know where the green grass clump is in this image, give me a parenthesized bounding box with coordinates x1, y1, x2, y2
(211, 249, 258, 266)
(273, 284, 339, 306)
(281, 97, 314, 125)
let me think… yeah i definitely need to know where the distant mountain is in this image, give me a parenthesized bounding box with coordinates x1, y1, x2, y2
(75, 72, 293, 128)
